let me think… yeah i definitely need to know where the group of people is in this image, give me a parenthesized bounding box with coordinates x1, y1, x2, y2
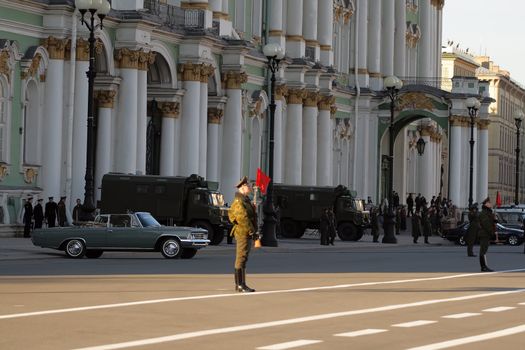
(22, 196, 83, 237)
(465, 197, 496, 272)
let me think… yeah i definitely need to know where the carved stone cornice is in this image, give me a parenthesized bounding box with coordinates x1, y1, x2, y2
(75, 38, 90, 61)
(23, 167, 38, 184)
(222, 71, 247, 89)
(406, 26, 421, 49)
(449, 115, 468, 127)
(0, 50, 10, 78)
(330, 105, 338, 117)
(286, 35, 304, 42)
(138, 50, 156, 71)
(181, 1, 209, 10)
(320, 44, 332, 51)
(275, 85, 288, 101)
(478, 119, 491, 130)
(318, 95, 336, 110)
(199, 64, 215, 83)
(21, 54, 42, 80)
(208, 107, 224, 124)
(42, 36, 68, 60)
(303, 91, 320, 107)
(0, 164, 9, 181)
(179, 62, 202, 82)
(95, 90, 117, 108)
(286, 88, 306, 105)
(249, 98, 263, 118)
(269, 30, 283, 37)
(160, 102, 180, 118)
(397, 92, 434, 111)
(114, 48, 140, 69)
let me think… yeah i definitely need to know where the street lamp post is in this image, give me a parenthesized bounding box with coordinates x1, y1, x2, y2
(466, 97, 481, 208)
(514, 110, 524, 205)
(260, 43, 284, 247)
(75, 0, 111, 220)
(382, 76, 403, 244)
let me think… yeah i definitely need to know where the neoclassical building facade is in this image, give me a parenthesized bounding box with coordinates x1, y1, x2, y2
(0, 0, 491, 232)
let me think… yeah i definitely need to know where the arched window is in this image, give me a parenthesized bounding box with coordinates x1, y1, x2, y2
(147, 54, 172, 87)
(23, 79, 42, 165)
(0, 75, 8, 162)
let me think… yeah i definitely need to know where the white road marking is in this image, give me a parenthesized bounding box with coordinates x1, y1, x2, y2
(72, 288, 525, 350)
(482, 306, 516, 312)
(406, 324, 525, 350)
(519, 302, 525, 305)
(2, 269, 524, 320)
(334, 329, 387, 337)
(392, 320, 437, 328)
(441, 313, 481, 319)
(257, 340, 322, 350)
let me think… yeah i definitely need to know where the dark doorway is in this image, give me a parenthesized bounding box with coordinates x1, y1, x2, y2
(146, 100, 162, 175)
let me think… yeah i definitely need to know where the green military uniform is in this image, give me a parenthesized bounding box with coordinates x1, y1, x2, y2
(478, 205, 494, 271)
(466, 209, 479, 256)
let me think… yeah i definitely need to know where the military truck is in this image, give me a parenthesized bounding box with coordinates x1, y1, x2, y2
(273, 184, 369, 241)
(100, 174, 230, 245)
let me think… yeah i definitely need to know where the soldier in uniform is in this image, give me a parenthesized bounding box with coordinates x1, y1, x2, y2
(33, 198, 44, 229)
(57, 196, 67, 227)
(44, 197, 58, 228)
(478, 197, 495, 272)
(370, 206, 380, 243)
(421, 204, 431, 244)
(319, 208, 330, 245)
(412, 210, 422, 243)
(465, 203, 479, 257)
(228, 176, 257, 293)
(72, 198, 82, 224)
(23, 197, 33, 238)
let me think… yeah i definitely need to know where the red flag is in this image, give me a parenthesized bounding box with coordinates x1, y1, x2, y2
(496, 191, 502, 207)
(256, 168, 271, 195)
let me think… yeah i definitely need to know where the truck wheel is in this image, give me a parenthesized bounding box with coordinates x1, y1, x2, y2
(192, 221, 224, 245)
(160, 238, 182, 259)
(280, 220, 304, 238)
(181, 248, 197, 259)
(337, 223, 362, 241)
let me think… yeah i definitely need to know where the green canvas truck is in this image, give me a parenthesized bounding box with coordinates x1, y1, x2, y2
(273, 184, 370, 241)
(100, 174, 230, 245)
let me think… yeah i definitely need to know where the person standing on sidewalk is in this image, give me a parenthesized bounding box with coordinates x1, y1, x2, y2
(412, 210, 422, 243)
(23, 197, 33, 238)
(465, 203, 479, 257)
(228, 176, 257, 293)
(478, 198, 495, 272)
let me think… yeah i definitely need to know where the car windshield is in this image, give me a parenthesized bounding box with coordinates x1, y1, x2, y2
(136, 213, 161, 227)
(210, 192, 225, 207)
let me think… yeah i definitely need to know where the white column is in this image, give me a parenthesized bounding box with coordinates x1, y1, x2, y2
(114, 49, 139, 174)
(207, 108, 222, 182)
(94, 91, 115, 202)
(449, 120, 462, 206)
(303, 0, 318, 60)
(317, 99, 332, 186)
(357, 0, 369, 87)
(159, 103, 178, 176)
(381, 0, 395, 77)
(394, 0, 406, 77)
(136, 60, 149, 175)
(199, 66, 212, 177)
(302, 93, 318, 185)
(71, 56, 88, 205)
(179, 63, 201, 176)
(209, 0, 221, 12)
(268, 0, 285, 49)
(41, 39, 66, 198)
(477, 121, 489, 203)
(273, 88, 285, 183)
(317, 0, 333, 66)
(367, 0, 381, 90)
(418, 0, 432, 77)
(436, 6, 443, 79)
(284, 89, 304, 185)
(220, 71, 245, 204)
(286, 0, 304, 58)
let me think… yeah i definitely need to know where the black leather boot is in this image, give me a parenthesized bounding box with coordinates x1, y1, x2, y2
(480, 255, 493, 272)
(240, 268, 255, 292)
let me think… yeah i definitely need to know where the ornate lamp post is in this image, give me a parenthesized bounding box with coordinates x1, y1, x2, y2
(382, 75, 403, 244)
(260, 43, 284, 247)
(514, 110, 524, 205)
(75, 0, 111, 220)
(416, 136, 426, 156)
(466, 97, 481, 208)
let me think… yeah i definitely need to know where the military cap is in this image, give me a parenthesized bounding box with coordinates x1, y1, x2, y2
(27, 197, 33, 201)
(60, 196, 66, 200)
(482, 197, 491, 205)
(469, 202, 478, 210)
(48, 196, 54, 200)
(37, 198, 43, 202)
(235, 176, 249, 188)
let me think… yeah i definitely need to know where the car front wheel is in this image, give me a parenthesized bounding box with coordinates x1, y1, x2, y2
(65, 239, 86, 258)
(507, 235, 520, 246)
(161, 238, 182, 259)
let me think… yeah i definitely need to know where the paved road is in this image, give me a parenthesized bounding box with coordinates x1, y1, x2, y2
(1, 232, 524, 349)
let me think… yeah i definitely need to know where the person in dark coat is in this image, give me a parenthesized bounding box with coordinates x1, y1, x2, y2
(412, 210, 422, 243)
(320, 208, 330, 245)
(72, 198, 82, 224)
(478, 198, 495, 272)
(466, 203, 480, 257)
(406, 194, 414, 217)
(23, 197, 33, 238)
(57, 196, 67, 227)
(44, 197, 58, 228)
(395, 207, 401, 235)
(33, 198, 44, 229)
(400, 205, 407, 231)
(421, 204, 431, 244)
(327, 207, 337, 245)
(370, 207, 380, 242)
(415, 193, 422, 212)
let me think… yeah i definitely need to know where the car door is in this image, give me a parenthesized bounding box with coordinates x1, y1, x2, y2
(107, 214, 154, 249)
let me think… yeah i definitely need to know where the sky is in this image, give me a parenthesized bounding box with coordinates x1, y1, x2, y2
(442, 0, 525, 85)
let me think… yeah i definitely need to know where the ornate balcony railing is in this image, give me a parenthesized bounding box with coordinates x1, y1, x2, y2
(143, 0, 205, 30)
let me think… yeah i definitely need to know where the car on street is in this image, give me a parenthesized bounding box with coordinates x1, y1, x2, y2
(444, 222, 524, 246)
(31, 212, 210, 259)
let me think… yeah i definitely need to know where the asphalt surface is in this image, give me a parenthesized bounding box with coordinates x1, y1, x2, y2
(1, 230, 525, 349)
